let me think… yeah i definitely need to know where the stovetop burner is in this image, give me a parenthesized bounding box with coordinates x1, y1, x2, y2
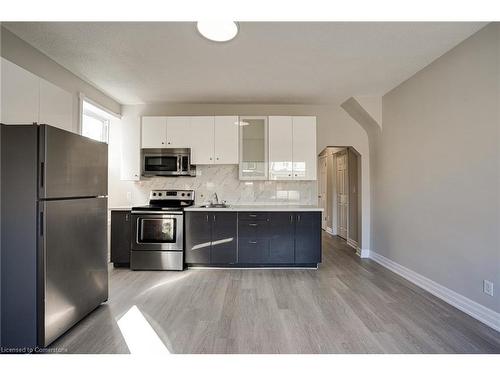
(131, 205, 188, 211)
(131, 189, 195, 212)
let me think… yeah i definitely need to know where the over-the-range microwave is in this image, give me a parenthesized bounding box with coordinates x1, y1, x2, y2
(141, 148, 196, 177)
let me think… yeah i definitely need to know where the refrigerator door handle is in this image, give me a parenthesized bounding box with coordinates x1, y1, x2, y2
(40, 162, 44, 188)
(39, 211, 44, 236)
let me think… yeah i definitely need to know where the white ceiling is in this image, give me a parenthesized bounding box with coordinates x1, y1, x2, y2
(3, 22, 487, 105)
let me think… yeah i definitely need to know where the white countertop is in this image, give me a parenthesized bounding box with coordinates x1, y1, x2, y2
(108, 206, 132, 211)
(109, 205, 323, 212)
(184, 205, 323, 212)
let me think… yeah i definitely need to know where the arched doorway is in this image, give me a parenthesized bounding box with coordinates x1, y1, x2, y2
(318, 146, 362, 253)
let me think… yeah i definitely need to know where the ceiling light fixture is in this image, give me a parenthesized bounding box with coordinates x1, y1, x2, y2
(196, 21, 238, 42)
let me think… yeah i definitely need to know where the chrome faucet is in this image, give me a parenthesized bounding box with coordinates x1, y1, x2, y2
(211, 192, 219, 205)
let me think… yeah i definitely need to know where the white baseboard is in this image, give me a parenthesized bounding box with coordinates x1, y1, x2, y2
(325, 227, 334, 235)
(369, 251, 500, 332)
(356, 248, 370, 258)
(347, 239, 370, 258)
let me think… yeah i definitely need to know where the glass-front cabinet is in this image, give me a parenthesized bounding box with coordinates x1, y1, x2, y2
(239, 116, 268, 180)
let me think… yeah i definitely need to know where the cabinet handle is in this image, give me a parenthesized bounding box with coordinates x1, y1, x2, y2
(249, 214, 257, 217)
(249, 223, 258, 226)
(289, 214, 293, 223)
(210, 157, 213, 160)
(297, 214, 301, 222)
(125, 214, 129, 222)
(249, 241, 257, 244)
(168, 142, 171, 145)
(206, 214, 209, 222)
(213, 215, 216, 223)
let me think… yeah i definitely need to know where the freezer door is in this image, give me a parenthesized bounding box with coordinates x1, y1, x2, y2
(40, 197, 108, 346)
(39, 125, 108, 199)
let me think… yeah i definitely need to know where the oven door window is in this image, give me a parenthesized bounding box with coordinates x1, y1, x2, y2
(144, 156, 178, 172)
(138, 217, 177, 243)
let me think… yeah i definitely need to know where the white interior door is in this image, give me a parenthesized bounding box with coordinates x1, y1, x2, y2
(269, 116, 293, 180)
(318, 156, 328, 230)
(141, 116, 166, 148)
(214, 116, 239, 164)
(292, 116, 317, 180)
(190, 116, 215, 164)
(336, 151, 348, 239)
(166, 116, 191, 148)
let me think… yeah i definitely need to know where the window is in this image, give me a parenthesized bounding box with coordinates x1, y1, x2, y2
(81, 100, 111, 142)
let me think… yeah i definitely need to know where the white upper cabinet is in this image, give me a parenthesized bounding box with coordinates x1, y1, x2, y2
(1, 58, 75, 132)
(166, 116, 191, 148)
(39, 79, 74, 133)
(268, 116, 293, 180)
(292, 116, 317, 180)
(121, 116, 141, 180)
(190, 116, 239, 165)
(190, 116, 215, 164)
(268, 115, 317, 180)
(1, 58, 39, 124)
(214, 116, 239, 164)
(141, 116, 166, 148)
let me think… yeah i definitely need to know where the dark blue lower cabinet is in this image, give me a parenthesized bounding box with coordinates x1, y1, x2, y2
(185, 212, 237, 265)
(294, 212, 322, 264)
(186, 211, 321, 266)
(185, 212, 212, 264)
(268, 212, 295, 264)
(238, 238, 269, 264)
(238, 219, 269, 264)
(211, 212, 237, 264)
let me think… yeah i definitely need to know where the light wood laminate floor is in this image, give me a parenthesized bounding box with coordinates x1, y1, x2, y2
(50, 233, 500, 353)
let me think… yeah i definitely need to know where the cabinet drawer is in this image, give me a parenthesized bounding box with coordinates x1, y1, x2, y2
(238, 220, 268, 238)
(238, 212, 269, 221)
(238, 239, 269, 264)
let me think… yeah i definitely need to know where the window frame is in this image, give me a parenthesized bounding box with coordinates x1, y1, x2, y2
(79, 94, 120, 143)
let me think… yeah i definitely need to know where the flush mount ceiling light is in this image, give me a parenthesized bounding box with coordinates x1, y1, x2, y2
(196, 21, 238, 42)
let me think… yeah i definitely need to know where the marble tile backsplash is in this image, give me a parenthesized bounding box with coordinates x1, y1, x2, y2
(133, 165, 318, 206)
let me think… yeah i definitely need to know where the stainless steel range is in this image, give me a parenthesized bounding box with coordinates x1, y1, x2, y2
(131, 189, 194, 270)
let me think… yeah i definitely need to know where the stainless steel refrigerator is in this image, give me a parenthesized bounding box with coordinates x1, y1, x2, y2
(1, 124, 108, 349)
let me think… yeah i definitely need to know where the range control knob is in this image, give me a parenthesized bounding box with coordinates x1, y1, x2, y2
(152, 192, 157, 196)
(181, 193, 185, 197)
(158, 193, 162, 197)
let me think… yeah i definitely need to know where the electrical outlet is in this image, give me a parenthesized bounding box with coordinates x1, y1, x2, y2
(483, 280, 494, 296)
(126, 191, 132, 202)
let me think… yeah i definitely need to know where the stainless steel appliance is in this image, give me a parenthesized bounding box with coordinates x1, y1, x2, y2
(142, 148, 195, 177)
(131, 189, 194, 271)
(0, 123, 108, 349)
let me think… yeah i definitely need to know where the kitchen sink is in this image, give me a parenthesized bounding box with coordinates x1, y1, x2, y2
(198, 203, 230, 208)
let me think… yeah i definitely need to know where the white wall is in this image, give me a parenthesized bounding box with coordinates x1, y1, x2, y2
(373, 23, 500, 313)
(111, 103, 372, 249)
